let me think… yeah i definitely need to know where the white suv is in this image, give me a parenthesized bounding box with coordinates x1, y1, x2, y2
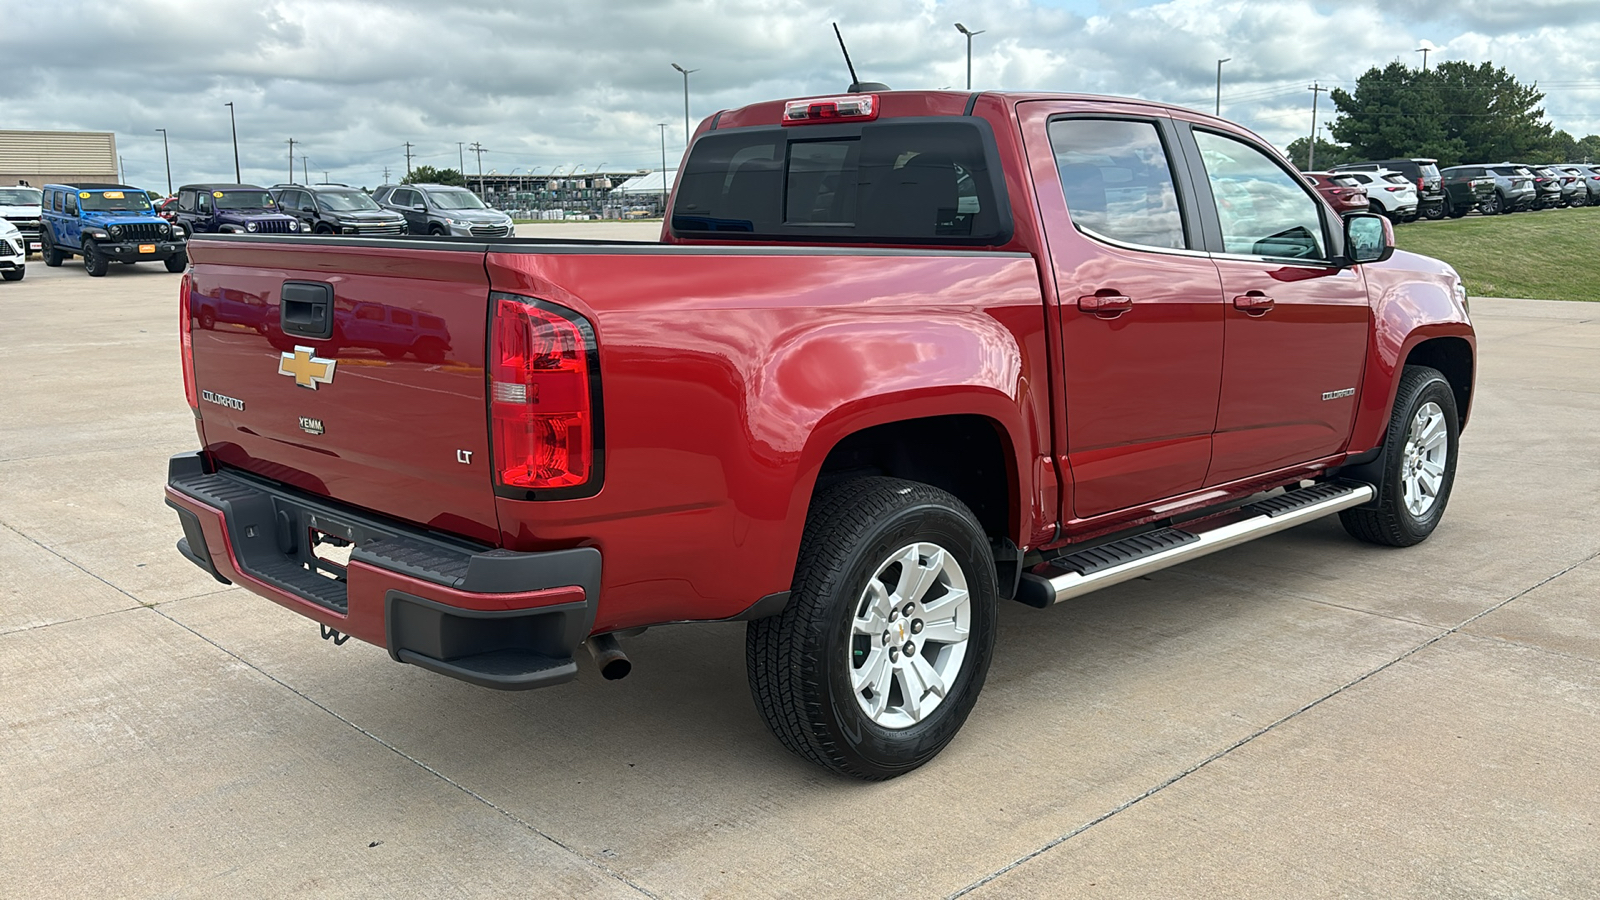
(1339, 170, 1419, 222)
(1, 218, 26, 281)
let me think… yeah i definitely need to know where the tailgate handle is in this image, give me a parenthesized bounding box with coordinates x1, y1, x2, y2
(281, 282, 335, 340)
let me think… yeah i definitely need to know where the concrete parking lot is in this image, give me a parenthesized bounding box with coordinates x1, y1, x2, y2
(4, 229, 1598, 899)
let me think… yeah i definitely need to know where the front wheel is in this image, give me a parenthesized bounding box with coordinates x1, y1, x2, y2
(1341, 366, 1460, 547)
(746, 477, 998, 780)
(164, 252, 188, 273)
(82, 241, 108, 277)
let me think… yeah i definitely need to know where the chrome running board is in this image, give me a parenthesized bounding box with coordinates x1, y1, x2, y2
(1015, 482, 1375, 608)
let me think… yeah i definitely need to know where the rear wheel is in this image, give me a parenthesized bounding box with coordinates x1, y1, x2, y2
(1446, 204, 1468, 219)
(1571, 193, 1588, 208)
(1480, 193, 1502, 216)
(42, 235, 64, 267)
(746, 477, 998, 780)
(1423, 200, 1446, 220)
(82, 241, 108, 277)
(1341, 366, 1460, 547)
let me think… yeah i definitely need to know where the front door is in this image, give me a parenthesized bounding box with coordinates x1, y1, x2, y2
(1176, 124, 1370, 484)
(1020, 103, 1226, 520)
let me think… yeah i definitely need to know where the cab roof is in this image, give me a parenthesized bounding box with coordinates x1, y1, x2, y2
(177, 183, 271, 192)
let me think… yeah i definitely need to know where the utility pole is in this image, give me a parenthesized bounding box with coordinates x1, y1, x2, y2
(1416, 46, 1431, 70)
(225, 102, 240, 182)
(286, 138, 297, 184)
(1216, 58, 1231, 116)
(403, 142, 414, 179)
(323, 170, 329, 184)
(658, 123, 669, 216)
(470, 142, 487, 197)
(155, 128, 172, 195)
(1307, 82, 1328, 170)
(302, 155, 309, 185)
(383, 165, 391, 183)
(954, 23, 985, 91)
(671, 63, 700, 146)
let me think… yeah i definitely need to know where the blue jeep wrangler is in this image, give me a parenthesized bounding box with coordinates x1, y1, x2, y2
(39, 183, 187, 276)
(173, 183, 300, 237)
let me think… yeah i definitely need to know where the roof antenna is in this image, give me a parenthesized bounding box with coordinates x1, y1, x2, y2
(833, 22, 890, 92)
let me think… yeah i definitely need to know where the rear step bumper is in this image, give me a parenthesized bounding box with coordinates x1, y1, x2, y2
(1017, 482, 1374, 608)
(164, 451, 600, 690)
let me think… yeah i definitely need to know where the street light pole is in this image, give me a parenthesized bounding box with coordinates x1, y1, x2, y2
(155, 128, 172, 195)
(671, 63, 701, 146)
(658, 123, 669, 217)
(954, 23, 985, 90)
(1216, 58, 1231, 116)
(225, 102, 240, 182)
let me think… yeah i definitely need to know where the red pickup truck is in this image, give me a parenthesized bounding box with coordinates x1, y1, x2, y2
(167, 89, 1474, 780)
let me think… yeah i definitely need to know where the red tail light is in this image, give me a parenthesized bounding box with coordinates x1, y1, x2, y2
(179, 272, 198, 412)
(489, 293, 601, 495)
(1416, 177, 1425, 191)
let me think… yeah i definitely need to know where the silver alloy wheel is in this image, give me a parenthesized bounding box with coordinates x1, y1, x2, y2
(1400, 400, 1448, 518)
(849, 542, 972, 729)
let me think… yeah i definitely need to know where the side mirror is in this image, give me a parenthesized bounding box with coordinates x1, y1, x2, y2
(1343, 212, 1394, 265)
(411, 203, 426, 212)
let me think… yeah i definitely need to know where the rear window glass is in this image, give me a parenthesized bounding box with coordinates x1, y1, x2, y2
(1330, 175, 1362, 187)
(1420, 163, 1440, 179)
(670, 120, 1009, 244)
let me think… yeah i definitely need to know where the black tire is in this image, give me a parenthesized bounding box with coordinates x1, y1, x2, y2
(314, 223, 335, 235)
(1446, 204, 1468, 219)
(1571, 193, 1587, 208)
(1423, 200, 1446, 220)
(746, 476, 998, 780)
(1, 269, 22, 282)
(427, 223, 446, 236)
(42, 235, 64, 267)
(1368, 200, 1386, 217)
(164, 252, 188, 273)
(82, 241, 108, 277)
(1341, 366, 1460, 548)
(1480, 193, 1502, 216)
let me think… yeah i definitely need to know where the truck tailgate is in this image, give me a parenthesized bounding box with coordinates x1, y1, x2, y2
(186, 240, 499, 544)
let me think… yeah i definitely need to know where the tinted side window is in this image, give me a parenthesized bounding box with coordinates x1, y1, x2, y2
(1046, 118, 1187, 251)
(65, 193, 78, 215)
(1193, 130, 1326, 261)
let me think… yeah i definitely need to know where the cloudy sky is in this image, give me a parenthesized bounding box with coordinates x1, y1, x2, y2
(7, 0, 1600, 190)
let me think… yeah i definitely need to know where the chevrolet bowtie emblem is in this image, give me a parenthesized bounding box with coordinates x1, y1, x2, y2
(278, 345, 337, 389)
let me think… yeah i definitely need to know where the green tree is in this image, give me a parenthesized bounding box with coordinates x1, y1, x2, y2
(1328, 60, 1551, 166)
(1429, 61, 1550, 163)
(1285, 136, 1359, 170)
(404, 165, 466, 186)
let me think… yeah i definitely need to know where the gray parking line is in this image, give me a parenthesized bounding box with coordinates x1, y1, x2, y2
(947, 545, 1600, 899)
(2, 519, 662, 899)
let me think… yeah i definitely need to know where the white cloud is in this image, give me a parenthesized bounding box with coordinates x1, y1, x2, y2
(4, 0, 1598, 190)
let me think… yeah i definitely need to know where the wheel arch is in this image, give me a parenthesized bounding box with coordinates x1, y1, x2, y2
(1404, 336, 1474, 430)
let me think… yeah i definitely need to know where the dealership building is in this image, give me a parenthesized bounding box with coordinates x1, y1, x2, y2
(0, 130, 119, 187)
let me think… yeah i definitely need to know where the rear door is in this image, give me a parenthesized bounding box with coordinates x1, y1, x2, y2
(1173, 122, 1369, 484)
(186, 240, 501, 543)
(1019, 101, 1225, 520)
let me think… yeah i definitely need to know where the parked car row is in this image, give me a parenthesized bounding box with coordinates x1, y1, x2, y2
(1300, 157, 1599, 222)
(13, 178, 518, 278)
